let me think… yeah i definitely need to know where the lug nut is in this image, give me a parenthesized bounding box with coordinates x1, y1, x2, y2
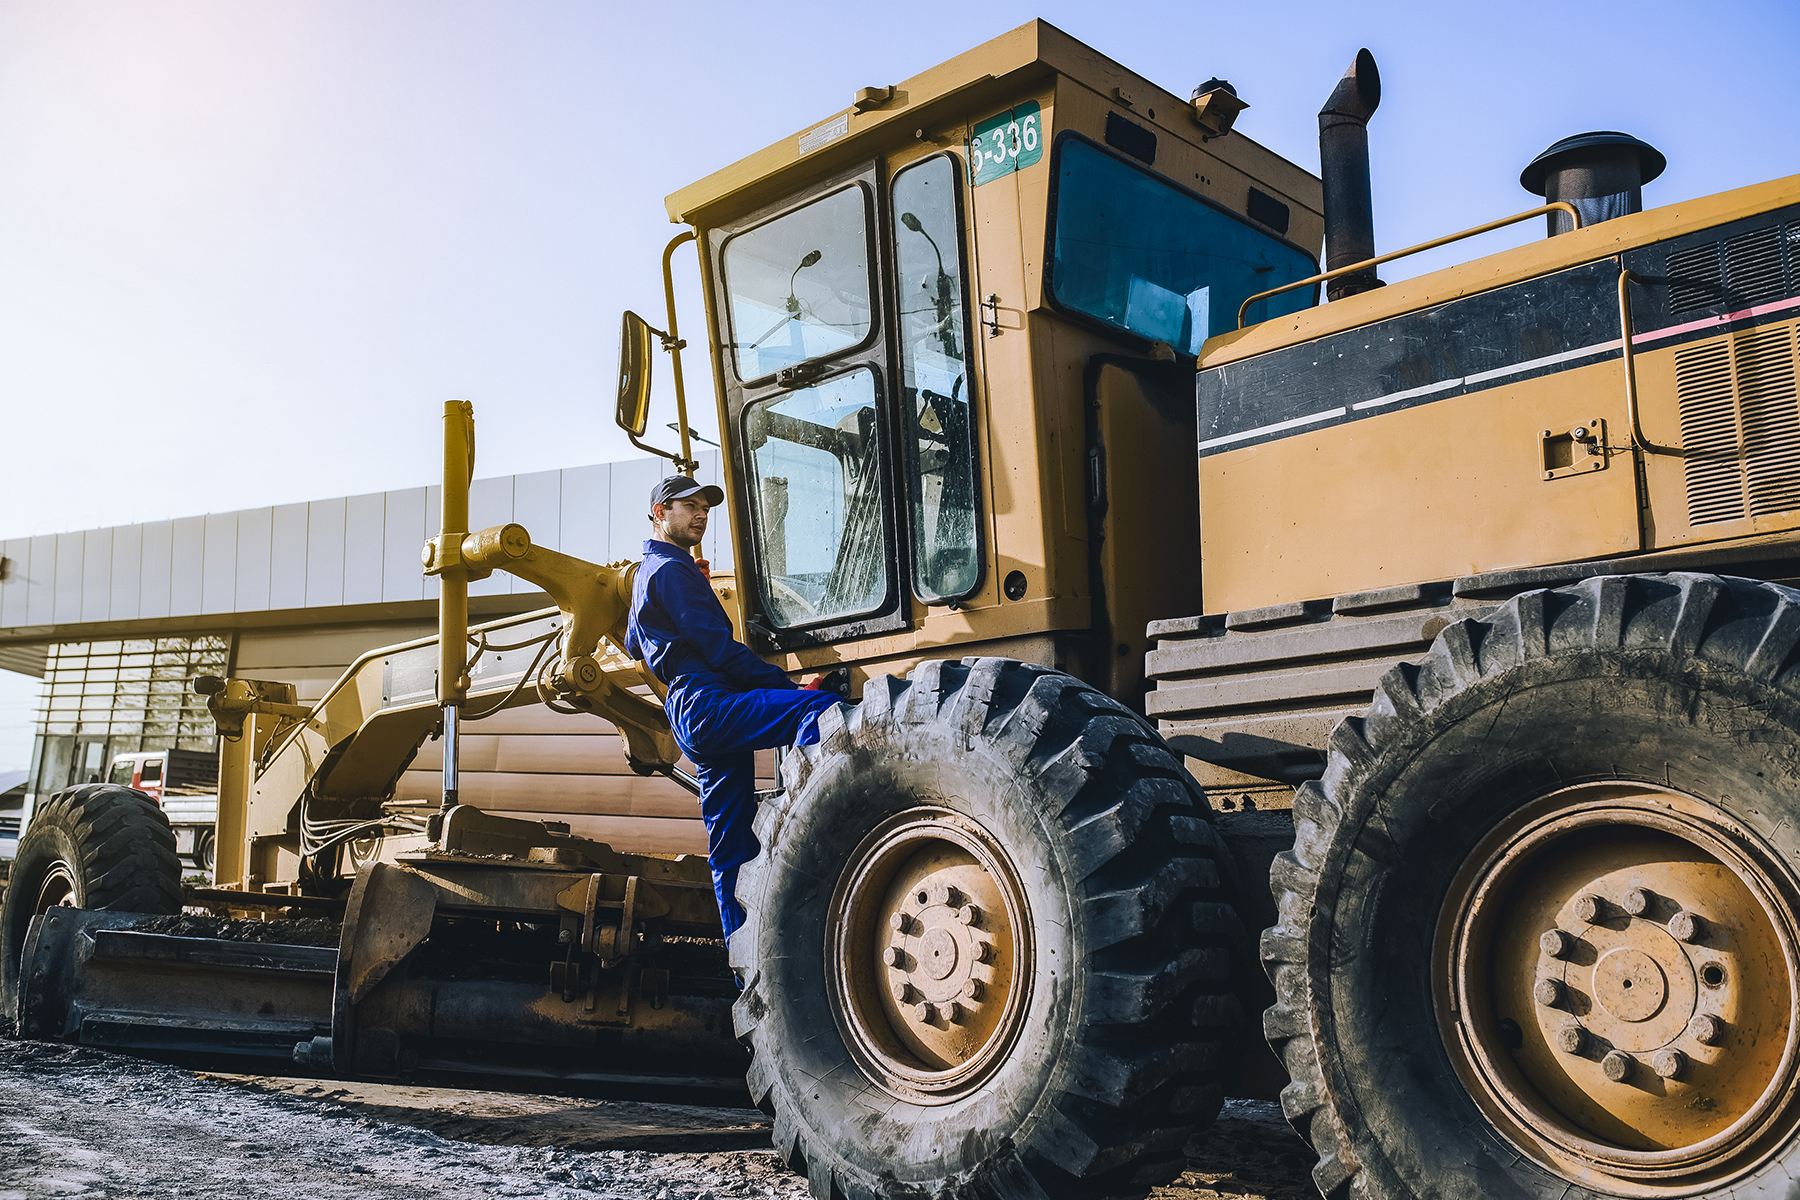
(1687, 1014, 1724, 1045)
(956, 903, 982, 927)
(974, 939, 995, 963)
(1555, 1025, 1587, 1055)
(1602, 1050, 1637, 1082)
(1669, 910, 1704, 943)
(928, 882, 964, 908)
(1541, 929, 1576, 959)
(1622, 888, 1654, 916)
(942, 1000, 962, 1024)
(1651, 1048, 1687, 1079)
(883, 946, 906, 968)
(890, 912, 915, 935)
(891, 980, 914, 1003)
(914, 1001, 938, 1023)
(1574, 895, 1605, 924)
(1533, 978, 1566, 1008)
(961, 978, 983, 1001)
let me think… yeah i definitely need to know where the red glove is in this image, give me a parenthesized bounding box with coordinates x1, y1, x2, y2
(693, 557, 712, 581)
(803, 675, 827, 690)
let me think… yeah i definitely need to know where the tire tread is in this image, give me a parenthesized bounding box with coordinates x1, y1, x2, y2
(736, 659, 1246, 1199)
(2, 784, 182, 1015)
(1262, 572, 1800, 1199)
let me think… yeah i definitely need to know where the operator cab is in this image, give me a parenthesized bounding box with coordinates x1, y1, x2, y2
(627, 19, 1324, 704)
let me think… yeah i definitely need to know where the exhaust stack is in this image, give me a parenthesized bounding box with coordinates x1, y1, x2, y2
(1319, 49, 1382, 301)
(1520, 131, 1666, 236)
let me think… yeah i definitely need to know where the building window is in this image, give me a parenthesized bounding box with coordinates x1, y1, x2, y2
(29, 635, 229, 797)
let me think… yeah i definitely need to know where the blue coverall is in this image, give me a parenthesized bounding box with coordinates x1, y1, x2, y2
(624, 539, 838, 938)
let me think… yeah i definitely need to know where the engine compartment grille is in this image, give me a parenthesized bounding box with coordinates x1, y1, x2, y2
(1678, 322, 1800, 525)
(1667, 221, 1800, 317)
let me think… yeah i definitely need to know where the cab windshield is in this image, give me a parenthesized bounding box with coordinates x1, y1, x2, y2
(723, 186, 875, 382)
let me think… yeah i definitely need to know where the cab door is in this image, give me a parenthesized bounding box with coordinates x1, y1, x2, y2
(708, 160, 906, 655)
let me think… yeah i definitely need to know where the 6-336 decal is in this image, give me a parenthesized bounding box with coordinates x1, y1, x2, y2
(969, 101, 1042, 186)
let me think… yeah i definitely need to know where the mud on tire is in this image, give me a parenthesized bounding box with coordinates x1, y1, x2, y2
(731, 657, 1246, 1200)
(1, 784, 183, 1017)
(1265, 573, 1800, 1199)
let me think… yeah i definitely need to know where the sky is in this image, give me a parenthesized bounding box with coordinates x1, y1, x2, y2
(0, 0, 1796, 770)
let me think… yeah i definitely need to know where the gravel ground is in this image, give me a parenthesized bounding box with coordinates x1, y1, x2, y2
(0, 1041, 804, 1200)
(0, 1039, 1317, 1199)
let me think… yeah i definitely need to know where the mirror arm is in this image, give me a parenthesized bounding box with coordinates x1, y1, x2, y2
(626, 425, 698, 474)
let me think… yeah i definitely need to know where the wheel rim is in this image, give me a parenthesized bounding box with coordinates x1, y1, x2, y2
(1436, 783, 1800, 1193)
(34, 862, 77, 914)
(826, 807, 1033, 1105)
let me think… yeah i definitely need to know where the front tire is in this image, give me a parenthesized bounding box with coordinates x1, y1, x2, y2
(1266, 573, 1800, 1198)
(732, 657, 1245, 1200)
(1, 784, 182, 1017)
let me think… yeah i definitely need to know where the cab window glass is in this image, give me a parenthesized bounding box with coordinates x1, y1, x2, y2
(891, 155, 980, 602)
(745, 369, 889, 627)
(1050, 137, 1316, 351)
(108, 761, 135, 786)
(139, 760, 162, 783)
(723, 186, 873, 382)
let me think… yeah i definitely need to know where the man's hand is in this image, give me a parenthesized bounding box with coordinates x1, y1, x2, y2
(804, 668, 853, 696)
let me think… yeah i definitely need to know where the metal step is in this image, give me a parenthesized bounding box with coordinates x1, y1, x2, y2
(1144, 561, 1679, 785)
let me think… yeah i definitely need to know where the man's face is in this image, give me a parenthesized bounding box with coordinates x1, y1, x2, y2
(652, 496, 710, 548)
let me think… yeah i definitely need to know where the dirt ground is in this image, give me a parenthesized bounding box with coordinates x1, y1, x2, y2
(0, 1039, 1318, 1199)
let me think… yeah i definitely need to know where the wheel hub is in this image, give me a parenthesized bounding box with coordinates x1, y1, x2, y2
(1437, 785, 1800, 1191)
(827, 807, 1032, 1105)
(1591, 946, 1669, 1025)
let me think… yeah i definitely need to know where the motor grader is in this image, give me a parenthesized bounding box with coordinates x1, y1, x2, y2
(7, 17, 1800, 1200)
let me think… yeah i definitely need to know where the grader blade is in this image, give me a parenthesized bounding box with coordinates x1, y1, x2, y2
(14, 855, 748, 1099)
(17, 907, 333, 1060)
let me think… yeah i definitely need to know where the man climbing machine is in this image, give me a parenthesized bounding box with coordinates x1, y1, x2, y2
(624, 475, 840, 937)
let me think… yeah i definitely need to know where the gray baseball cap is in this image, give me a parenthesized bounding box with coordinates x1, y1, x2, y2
(651, 475, 724, 507)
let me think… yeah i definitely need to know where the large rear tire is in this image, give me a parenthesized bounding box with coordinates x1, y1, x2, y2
(1, 784, 182, 1018)
(1265, 573, 1800, 1198)
(732, 657, 1246, 1199)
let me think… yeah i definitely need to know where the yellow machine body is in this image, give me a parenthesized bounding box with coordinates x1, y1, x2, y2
(1196, 175, 1800, 614)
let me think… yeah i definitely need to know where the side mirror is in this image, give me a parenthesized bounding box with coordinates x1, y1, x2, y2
(616, 311, 655, 437)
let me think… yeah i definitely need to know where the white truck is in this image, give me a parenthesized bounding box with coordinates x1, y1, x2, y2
(105, 749, 217, 878)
